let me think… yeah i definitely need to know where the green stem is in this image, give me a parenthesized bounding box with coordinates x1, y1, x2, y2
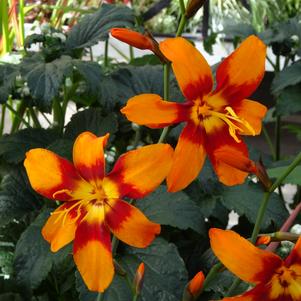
(6, 102, 31, 128)
(176, 14, 187, 37)
(104, 39, 109, 67)
(19, 0, 25, 48)
(28, 107, 42, 128)
(41, 112, 52, 125)
(132, 294, 138, 301)
(202, 262, 223, 290)
(129, 46, 134, 61)
(262, 125, 276, 160)
(0, 104, 6, 135)
(179, 0, 186, 14)
(52, 98, 64, 130)
(110, 43, 130, 62)
(1, 0, 10, 54)
(226, 151, 301, 296)
(274, 115, 281, 161)
(96, 292, 104, 301)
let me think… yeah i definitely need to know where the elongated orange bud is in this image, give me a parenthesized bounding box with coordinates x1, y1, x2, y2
(185, 0, 206, 18)
(183, 271, 205, 300)
(133, 262, 145, 295)
(110, 28, 155, 51)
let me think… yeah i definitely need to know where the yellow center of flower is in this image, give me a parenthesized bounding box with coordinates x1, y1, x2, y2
(191, 98, 255, 143)
(269, 265, 301, 299)
(51, 178, 120, 226)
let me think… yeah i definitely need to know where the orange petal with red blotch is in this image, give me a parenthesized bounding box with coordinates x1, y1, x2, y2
(285, 235, 301, 266)
(121, 94, 190, 129)
(105, 199, 160, 248)
(213, 35, 266, 104)
(167, 122, 206, 192)
(204, 123, 251, 186)
(107, 144, 173, 199)
(209, 228, 282, 284)
(73, 206, 114, 292)
(234, 99, 267, 135)
(111, 28, 155, 50)
(42, 201, 85, 252)
(24, 149, 87, 201)
(160, 37, 213, 101)
(73, 132, 109, 187)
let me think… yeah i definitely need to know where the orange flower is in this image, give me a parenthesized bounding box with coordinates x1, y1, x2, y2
(24, 132, 173, 292)
(110, 28, 155, 51)
(209, 228, 301, 300)
(121, 36, 267, 192)
(187, 271, 205, 299)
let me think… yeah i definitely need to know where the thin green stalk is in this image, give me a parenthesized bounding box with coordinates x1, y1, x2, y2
(52, 98, 64, 130)
(179, 0, 186, 14)
(1, 0, 10, 54)
(176, 14, 187, 37)
(132, 295, 138, 301)
(19, 0, 25, 47)
(96, 292, 104, 301)
(110, 43, 130, 62)
(89, 46, 94, 61)
(129, 46, 134, 61)
(274, 115, 281, 160)
(6, 102, 31, 128)
(10, 100, 28, 132)
(104, 39, 109, 67)
(0, 104, 6, 135)
(226, 151, 301, 296)
(202, 262, 223, 290)
(262, 125, 276, 160)
(41, 112, 52, 125)
(28, 107, 41, 128)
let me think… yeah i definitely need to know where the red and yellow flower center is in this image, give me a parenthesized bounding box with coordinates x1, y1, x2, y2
(269, 265, 301, 299)
(190, 97, 255, 143)
(51, 178, 120, 226)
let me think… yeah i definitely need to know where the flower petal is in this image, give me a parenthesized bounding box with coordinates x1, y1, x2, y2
(73, 132, 109, 187)
(209, 228, 282, 285)
(160, 37, 213, 101)
(204, 121, 253, 186)
(167, 122, 206, 192)
(234, 99, 267, 135)
(285, 236, 301, 266)
(121, 94, 190, 128)
(24, 149, 90, 201)
(107, 144, 173, 199)
(221, 284, 270, 301)
(73, 205, 114, 292)
(213, 35, 266, 104)
(42, 201, 85, 252)
(105, 199, 160, 248)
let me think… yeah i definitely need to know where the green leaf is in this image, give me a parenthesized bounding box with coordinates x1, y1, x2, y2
(268, 165, 301, 185)
(21, 55, 73, 111)
(223, 23, 255, 39)
(221, 182, 288, 229)
(271, 60, 301, 95)
(0, 168, 42, 227)
(65, 4, 134, 50)
(0, 128, 60, 164)
(130, 54, 161, 66)
(14, 209, 71, 294)
(76, 238, 187, 301)
(64, 108, 118, 140)
(121, 238, 187, 301)
(76, 272, 131, 301)
(72, 60, 103, 99)
(0, 63, 19, 103)
(276, 83, 301, 116)
(137, 186, 206, 234)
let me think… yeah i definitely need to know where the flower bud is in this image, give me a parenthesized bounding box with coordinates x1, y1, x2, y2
(256, 235, 271, 246)
(110, 28, 155, 51)
(182, 271, 205, 301)
(133, 262, 145, 295)
(185, 0, 206, 18)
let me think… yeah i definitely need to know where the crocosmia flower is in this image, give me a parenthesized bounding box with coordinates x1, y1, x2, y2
(24, 132, 173, 292)
(121, 35, 267, 192)
(210, 228, 301, 300)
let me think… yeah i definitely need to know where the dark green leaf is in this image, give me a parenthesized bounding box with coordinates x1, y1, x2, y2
(0, 128, 60, 164)
(0, 168, 42, 227)
(268, 165, 301, 185)
(64, 108, 118, 139)
(76, 272, 131, 301)
(271, 60, 301, 95)
(14, 209, 72, 294)
(65, 4, 134, 50)
(221, 182, 288, 229)
(21, 55, 73, 111)
(121, 238, 188, 301)
(0, 63, 19, 103)
(137, 186, 206, 234)
(47, 139, 73, 161)
(72, 60, 103, 98)
(276, 83, 301, 116)
(130, 54, 161, 66)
